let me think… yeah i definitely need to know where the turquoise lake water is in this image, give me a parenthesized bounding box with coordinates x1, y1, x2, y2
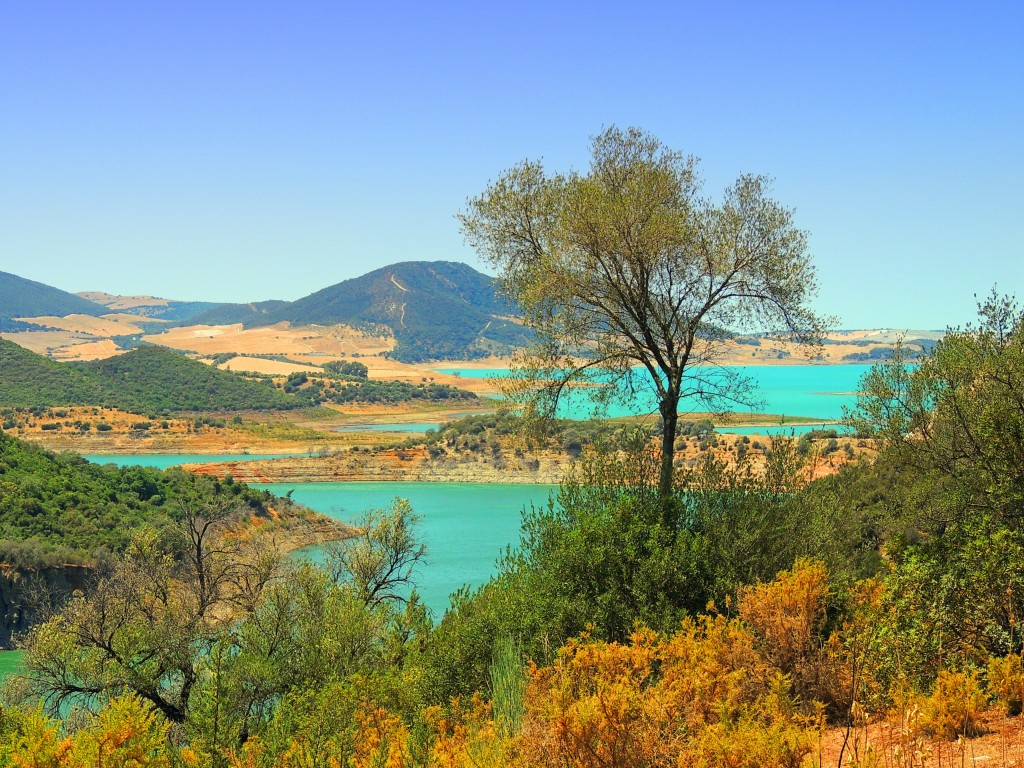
(436, 364, 870, 432)
(0, 650, 23, 681)
(80, 453, 297, 469)
(334, 423, 443, 433)
(253, 482, 554, 617)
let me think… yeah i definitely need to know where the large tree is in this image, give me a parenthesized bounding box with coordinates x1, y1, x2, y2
(459, 126, 827, 498)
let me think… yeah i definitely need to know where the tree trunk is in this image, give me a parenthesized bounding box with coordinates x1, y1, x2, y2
(658, 395, 679, 503)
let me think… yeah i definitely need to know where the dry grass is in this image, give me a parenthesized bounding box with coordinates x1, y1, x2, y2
(16, 313, 156, 336)
(78, 291, 173, 309)
(219, 357, 324, 375)
(141, 322, 394, 357)
(815, 706, 1024, 767)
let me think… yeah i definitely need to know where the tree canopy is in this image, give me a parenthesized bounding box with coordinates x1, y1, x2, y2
(459, 126, 827, 496)
(850, 290, 1024, 525)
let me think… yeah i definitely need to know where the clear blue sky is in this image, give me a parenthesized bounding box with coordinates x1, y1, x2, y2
(1, 1, 1020, 329)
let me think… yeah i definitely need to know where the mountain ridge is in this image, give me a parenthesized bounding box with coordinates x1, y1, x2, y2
(0, 271, 109, 330)
(186, 260, 531, 361)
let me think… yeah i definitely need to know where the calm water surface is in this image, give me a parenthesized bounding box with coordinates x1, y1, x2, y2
(253, 482, 554, 617)
(436, 364, 870, 431)
(0, 650, 24, 681)
(80, 453, 296, 469)
(333, 423, 442, 434)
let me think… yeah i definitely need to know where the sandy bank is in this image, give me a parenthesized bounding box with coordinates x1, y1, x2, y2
(185, 445, 568, 485)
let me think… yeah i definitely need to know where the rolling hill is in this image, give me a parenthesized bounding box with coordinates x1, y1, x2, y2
(0, 339, 301, 412)
(183, 300, 290, 326)
(4, 263, 529, 361)
(78, 292, 225, 323)
(0, 338, 99, 404)
(0, 271, 108, 330)
(207, 261, 531, 362)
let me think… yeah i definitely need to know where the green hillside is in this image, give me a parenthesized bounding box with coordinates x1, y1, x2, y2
(0, 339, 102, 404)
(0, 430, 282, 566)
(0, 339, 300, 412)
(176, 299, 289, 326)
(85, 344, 302, 411)
(0, 271, 108, 330)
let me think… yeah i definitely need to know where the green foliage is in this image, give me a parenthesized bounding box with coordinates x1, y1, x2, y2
(324, 499, 426, 608)
(304, 377, 477, 405)
(850, 292, 1024, 520)
(0, 339, 99, 406)
(0, 340, 301, 412)
(418, 412, 655, 458)
(86, 345, 301, 411)
(13, 515, 430, 752)
(843, 293, 1024, 684)
(459, 125, 827, 496)
(489, 635, 525, 738)
(322, 360, 368, 378)
(0, 431, 278, 566)
(420, 436, 869, 704)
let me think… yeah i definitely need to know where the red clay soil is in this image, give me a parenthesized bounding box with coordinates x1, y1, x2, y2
(815, 708, 1024, 767)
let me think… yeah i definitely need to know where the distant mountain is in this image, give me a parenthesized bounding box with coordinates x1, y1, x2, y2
(0, 339, 301, 412)
(256, 261, 531, 362)
(5, 262, 530, 362)
(0, 271, 108, 329)
(183, 300, 291, 327)
(78, 292, 225, 324)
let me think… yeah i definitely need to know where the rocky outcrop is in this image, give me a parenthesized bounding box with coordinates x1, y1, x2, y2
(0, 563, 93, 649)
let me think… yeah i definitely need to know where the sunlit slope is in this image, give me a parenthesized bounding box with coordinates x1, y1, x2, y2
(0, 339, 301, 411)
(189, 261, 532, 362)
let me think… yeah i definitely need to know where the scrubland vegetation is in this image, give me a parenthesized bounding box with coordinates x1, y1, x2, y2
(0, 431, 301, 567)
(0, 294, 1021, 765)
(0, 341, 299, 412)
(0, 338, 481, 423)
(285, 371, 478, 406)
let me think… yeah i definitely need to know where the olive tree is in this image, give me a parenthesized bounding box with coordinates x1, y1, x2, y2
(460, 126, 827, 498)
(17, 501, 280, 724)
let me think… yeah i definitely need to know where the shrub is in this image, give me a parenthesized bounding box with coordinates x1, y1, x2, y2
(916, 670, 986, 739)
(517, 621, 813, 768)
(738, 560, 829, 704)
(987, 653, 1024, 716)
